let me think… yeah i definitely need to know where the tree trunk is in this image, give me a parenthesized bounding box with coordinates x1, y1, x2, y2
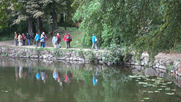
(60, 14, 64, 24)
(64, 14, 67, 30)
(28, 17, 33, 36)
(37, 17, 43, 34)
(32, 19, 36, 37)
(52, 8, 58, 31)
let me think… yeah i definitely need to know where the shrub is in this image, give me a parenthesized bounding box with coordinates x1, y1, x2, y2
(102, 44, 131, 65)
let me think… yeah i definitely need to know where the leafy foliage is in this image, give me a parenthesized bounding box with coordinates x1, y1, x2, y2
(102, 44, 124, 65)
(73, 0, 181, 60)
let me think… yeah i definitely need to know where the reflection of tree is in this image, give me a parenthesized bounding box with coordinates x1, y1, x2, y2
(74, 68, 140, 102)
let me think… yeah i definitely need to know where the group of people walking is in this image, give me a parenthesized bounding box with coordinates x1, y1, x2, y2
(14, 31, 98, 50)
(34, 32, 48, 47)
(14, 32, 31, 46)
(51, 32, 72, 49)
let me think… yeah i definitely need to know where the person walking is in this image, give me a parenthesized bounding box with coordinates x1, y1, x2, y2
(14, 32, 18, 46)
(52, 34, 57, 48)
(35, 33, 40, 47)
(91, 34, 98, 51)
(18, 33, 22, 46)
(40, 34, 45, 48)
(42, 32, 47, 47)
(56, 33, 61, 48)
(26, 33, 31, 45)
(64, 33, 72, 49)
(22, 33, 26, 45)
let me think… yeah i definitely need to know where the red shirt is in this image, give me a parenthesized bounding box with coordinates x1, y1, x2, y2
(56, 35, 61, 42)
(22, 35, 26, 41)
(64, 34, 72, 41)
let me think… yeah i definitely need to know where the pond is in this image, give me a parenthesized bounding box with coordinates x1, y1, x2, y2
(0, 59, 181, 102)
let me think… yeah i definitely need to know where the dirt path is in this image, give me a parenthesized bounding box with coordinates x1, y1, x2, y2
(0, 40, 104, 52)
(1, 40, 181, 59)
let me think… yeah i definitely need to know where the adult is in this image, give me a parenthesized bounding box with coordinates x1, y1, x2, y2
(40, 34, 45, 48)
(18, 33, 22, 46)
(52, 34, 57, 48)
(22, 33, 26, 45)
(91, 34, 98, 51)
(26, 33, 31, 45)
(14, 32, 18, 46)
(42, 32, 47, 47)
(35, 33, 40, 47)
(56, 33, 61, 48)
(64, 33, 72, 49)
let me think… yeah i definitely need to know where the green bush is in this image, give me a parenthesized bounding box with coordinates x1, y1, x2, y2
(102, 44, 131, 64)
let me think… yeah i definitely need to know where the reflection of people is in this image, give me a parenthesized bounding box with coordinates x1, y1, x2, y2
(93, 72, 98, 86)
(36, 70, 40, 80)
(15, 66, 19, 81)
(64, 71, 72, 84)
(19, 66, 23, 78)
(41, 69, 47, 83)
(58, 71, 62, 86)
(53, 69, 58, 80)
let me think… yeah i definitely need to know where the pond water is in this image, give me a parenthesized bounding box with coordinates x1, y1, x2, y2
(0, 59, 181, 102)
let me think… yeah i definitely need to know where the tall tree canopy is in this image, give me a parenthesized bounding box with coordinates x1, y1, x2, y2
(73, 0, 181, 59)
(0, 0, 77, 37)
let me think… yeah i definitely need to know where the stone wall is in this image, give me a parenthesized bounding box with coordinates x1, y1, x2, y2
(0, 58, 104, 72)
(2, 47, 181, 77)
(131, 55, 181, 77)
(0, 47, 105, 64)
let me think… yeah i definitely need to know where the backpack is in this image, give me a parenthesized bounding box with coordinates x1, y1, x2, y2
(45, 35, 47, 40)
(22, 35, 26, 40)
(95, 38, 97, 42)
(58, 36, 61, 41)
(67, 35, 71, 40)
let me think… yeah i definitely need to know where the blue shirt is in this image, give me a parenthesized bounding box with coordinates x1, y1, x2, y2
(35, 34, 40, 41)
(93, 77, 98, 86)
(36, 72, 40, 80)
(53, 72, 58, 80)
(52, 36, 57, 43)
(92, 36, 97, 43)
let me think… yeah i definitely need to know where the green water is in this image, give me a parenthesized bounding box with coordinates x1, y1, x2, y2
(0, 63, 181, 102)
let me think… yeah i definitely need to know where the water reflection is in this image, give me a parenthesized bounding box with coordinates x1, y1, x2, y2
(15, 66, 18, 81)
(93, 71, 98, 86)
(53, 68, 58, 80)
(58, 71, 62, 86)
(15, 66, 27, 81)
(41, 69, 47, 83)
(0, 62, 181, 102)
(64, 71, 72, 84)
(36, 70, 40, 80)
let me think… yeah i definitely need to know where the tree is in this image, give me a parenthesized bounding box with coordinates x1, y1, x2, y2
(0, 0, 12, 29)
(73, 0, 181, 62)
